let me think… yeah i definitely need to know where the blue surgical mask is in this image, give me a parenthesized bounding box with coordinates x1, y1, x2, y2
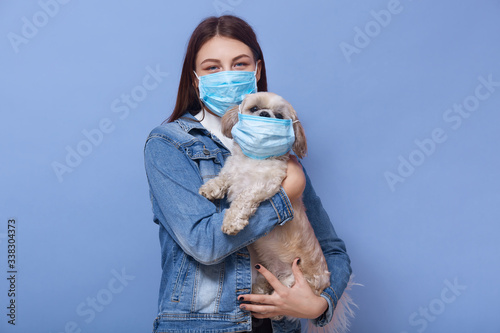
(194, 69, 258, 117)
(231, 111, 296, 159)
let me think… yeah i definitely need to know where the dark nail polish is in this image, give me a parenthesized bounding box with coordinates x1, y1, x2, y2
(238, 296, 244, 301)
(297, 258, 301, 265)
(241, 305, 246, 310)
(255, 264, 261, 270)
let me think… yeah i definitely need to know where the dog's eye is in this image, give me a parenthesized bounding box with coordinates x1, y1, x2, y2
(249, 106, 259, 112)
(275, 113, 284, 119)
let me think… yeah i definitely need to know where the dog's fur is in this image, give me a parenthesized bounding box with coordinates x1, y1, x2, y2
(199, 92, 356, 332)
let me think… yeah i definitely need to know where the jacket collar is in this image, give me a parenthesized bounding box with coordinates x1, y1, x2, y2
(175, 111, 231, 154)
(175, 112, 206, 133)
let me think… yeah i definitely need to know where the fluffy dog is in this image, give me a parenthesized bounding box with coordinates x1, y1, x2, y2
(199, 92, 330, 301)
(199, 92, 356, 332)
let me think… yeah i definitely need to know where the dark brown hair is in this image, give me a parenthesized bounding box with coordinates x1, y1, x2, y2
(165, 15, 268, 123)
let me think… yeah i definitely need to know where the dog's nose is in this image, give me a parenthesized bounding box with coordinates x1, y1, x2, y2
(259, 111, 271, 117)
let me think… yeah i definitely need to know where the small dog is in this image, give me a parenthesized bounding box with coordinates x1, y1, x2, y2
(199, 92, 330, 302)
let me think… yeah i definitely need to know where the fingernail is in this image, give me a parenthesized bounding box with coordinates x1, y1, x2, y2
(238, 296, 244, 301)
(255, 264, 261, 270)
(241, 305, 246, 310)
(297, 258, 301, 265)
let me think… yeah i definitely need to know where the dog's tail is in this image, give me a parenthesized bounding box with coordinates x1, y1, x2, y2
(304, 275, 361, 333)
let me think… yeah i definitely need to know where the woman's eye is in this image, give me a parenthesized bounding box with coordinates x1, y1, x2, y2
(203, 64, 219, 72)
(234, 62, 248, 68)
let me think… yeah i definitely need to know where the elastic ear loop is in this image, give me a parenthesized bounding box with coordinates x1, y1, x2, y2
(254, 62, 259, 92)
(192, 71, 207, 121)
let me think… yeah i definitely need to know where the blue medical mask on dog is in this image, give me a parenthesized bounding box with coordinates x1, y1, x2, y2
(194, 69, 258, 117)
(231, 110, 296, 159)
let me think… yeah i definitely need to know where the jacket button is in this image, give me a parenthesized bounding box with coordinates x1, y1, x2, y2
(203, 148, 210, 155)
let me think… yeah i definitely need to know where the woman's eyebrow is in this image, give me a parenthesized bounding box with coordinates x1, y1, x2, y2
(233, 54, 252, 62)
(200, 58, 221, 66)
(199, 54, 252, 66)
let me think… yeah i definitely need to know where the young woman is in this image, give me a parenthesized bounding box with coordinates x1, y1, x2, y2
(144, 15, 352, 333)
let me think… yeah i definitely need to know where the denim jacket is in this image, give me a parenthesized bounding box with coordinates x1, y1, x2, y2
(144, 112, 352, 333)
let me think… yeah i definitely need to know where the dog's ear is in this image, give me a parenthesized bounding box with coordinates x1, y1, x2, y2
(293, 121, 307, 159)
(290, 105, 307, 159)
(221, 105, 239, 138)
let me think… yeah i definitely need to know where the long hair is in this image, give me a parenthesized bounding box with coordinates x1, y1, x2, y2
(165, 15, 268, 123)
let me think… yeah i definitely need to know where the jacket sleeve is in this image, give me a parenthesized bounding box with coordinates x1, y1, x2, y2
(144, 135, 294, 265)
(300, 166, 352, 327)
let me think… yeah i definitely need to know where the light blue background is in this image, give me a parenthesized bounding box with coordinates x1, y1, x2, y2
(1, 0, 499, 332)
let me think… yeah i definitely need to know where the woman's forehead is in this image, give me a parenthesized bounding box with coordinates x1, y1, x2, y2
(196, 36, 254, 63)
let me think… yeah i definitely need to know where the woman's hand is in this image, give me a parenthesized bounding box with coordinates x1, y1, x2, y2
(281, 155, 306, 202)
(238, 258, 328, 319)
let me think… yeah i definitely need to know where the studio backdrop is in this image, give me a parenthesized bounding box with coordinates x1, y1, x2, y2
(1, 0, 499, 332)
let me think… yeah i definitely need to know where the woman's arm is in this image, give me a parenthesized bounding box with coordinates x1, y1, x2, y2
(281, 155, 306, 202)
(144, 136, 295, 265)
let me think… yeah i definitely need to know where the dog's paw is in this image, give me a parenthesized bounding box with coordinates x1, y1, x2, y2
(221, 220, 248, 235)
(221, 216, 248, 235)
(198, 185, 213, 200)
(199, 183, 224, 201)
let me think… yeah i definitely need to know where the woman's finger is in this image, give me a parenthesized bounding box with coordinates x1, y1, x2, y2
(239, 293, 274, 305)
(240, 302, 276, 315)
(291, 258, 306, 285)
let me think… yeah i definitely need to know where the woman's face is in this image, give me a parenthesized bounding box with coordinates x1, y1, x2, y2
(194, 36, 262, 82)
